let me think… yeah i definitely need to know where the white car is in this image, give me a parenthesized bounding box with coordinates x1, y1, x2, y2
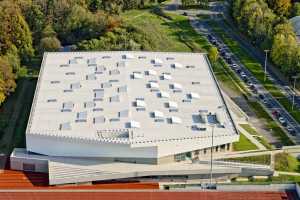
(278, 117, 286, 124)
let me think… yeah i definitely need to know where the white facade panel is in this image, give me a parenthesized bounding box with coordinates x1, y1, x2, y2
(26, 134, 158, 158)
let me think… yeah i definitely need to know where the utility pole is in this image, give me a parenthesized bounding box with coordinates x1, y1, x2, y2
(292, 75, 299, 111)
(264, 50, 270, 82)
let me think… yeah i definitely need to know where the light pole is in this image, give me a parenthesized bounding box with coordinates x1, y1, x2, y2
(292, 75, 299, 111)
(264, 50, 270, 82)
(210, 124, 215, 185)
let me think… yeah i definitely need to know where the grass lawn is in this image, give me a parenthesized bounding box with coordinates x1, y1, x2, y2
(208, 20, 300, 124)
(233, 133, 258, 151)
(240, 124, 272, 150)
(275, 152, 300, 173)
(223, 154, 271, 165)
(248, 101, 294, 146)
(122, 10, 193, 52)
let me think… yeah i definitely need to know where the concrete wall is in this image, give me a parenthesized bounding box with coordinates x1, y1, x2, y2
(26, 133, 238, 160)
(10, 154, 48, 173)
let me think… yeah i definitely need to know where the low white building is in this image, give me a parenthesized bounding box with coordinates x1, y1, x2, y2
(10, 51, 239, 185)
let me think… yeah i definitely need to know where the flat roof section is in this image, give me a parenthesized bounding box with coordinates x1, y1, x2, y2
(26, 51, 237, 144)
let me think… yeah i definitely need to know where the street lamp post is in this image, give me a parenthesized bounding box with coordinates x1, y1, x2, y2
(292, 75, 299, 111)
(210, 124, 215, 185)
(264, 50, 270, 82)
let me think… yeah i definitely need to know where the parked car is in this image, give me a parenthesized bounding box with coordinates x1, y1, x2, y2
(258, 94, 265, 100)
(287, 126, 296, 136)
(279, 117, 287, 126)
(272, 110, 279, 118)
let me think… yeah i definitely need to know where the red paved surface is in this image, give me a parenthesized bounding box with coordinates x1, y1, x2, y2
(0, 170, 159, 189)
(0, 191, 295, 200)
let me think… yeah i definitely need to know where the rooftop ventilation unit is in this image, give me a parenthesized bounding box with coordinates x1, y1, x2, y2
(93, 108, 103, 112)
(159, 91, 170, 98)
(149, 82, 159, 89)
(84, 101, 95, 108)
(147, 69, 157, 76)
(172, 63, 183, 69)
(110, 95, 120, 102)
(87, 58, 97, 65)
(168, 101, 178, 109)
(70, 82, 81, 89)
(94, 90, 104, 99)
(133, 72, 143, 79)
(101, 82, 112, 88)
(76, 111, 87, 122)
(60, 122, 71, 130)
(123, 54, 134, 59)
(118, 85, 127, 93)
(65, 72, 75, 75)
(47, 99, 57, 103)
(207, 112, 219, 125)
(166, 57, 175, 60)
(136, 99, 146, 107)
(119, 109, 130, 118)
(69, 58, 77, 64)
(151, 58, 163, 64)
(109, 69, 120, 75)
(50, 81, 60, 84)
(172, 83, 182, 90)
(95, 65, 106, 73)
(86, 73, 97, 80)
(153, 110, 164, 119)
(60, 64, 69, 68)
(129, 120, 140, 128)
(94, 116, 105, 124)
(189, 92, 200, 99)
(117, 61, 127, 67)
(162, 74, 172, 80)
(170, 116, 182, 124)
(62, 101, 74, 111)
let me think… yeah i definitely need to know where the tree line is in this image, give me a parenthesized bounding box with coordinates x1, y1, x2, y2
(231, 0, 300, 78)
(0, 0, 163, 105)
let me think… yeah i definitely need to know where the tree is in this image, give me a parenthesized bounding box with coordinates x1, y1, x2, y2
(208, 46, 219, 63)
(0, 1, 34, 60)
(22, 2, 46, 45)
(0, 56, 16, 105)
(267, 0, 292, 17)
(292, 2, 300, 17)
(39, 25, 61, 52)
(40, 37, 61, 52)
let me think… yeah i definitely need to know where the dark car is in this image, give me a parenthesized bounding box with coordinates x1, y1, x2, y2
(258, 94, 265, 100)
(287, 126, 296, 136)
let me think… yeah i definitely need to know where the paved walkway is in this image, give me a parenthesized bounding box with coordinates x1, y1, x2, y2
(237, 124, 267, 150)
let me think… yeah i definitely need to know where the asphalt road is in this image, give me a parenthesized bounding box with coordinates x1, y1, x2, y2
(212, 2, 300, 111)
(163, 2, 300, 144)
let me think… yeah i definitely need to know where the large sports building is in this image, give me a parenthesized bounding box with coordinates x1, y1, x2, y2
(10, 51, 239, 185)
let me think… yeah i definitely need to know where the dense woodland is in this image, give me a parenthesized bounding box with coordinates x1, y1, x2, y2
(0, 0, 164, 105)
(1, 0, 300, 106)
(231, 0, 300, 78)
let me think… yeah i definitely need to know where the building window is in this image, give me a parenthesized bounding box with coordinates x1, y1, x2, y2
(194, 150, 199, 155)
(174, 153, 186, 162)
(23, 163, 35, 172)
(227, 143, 230, 150)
